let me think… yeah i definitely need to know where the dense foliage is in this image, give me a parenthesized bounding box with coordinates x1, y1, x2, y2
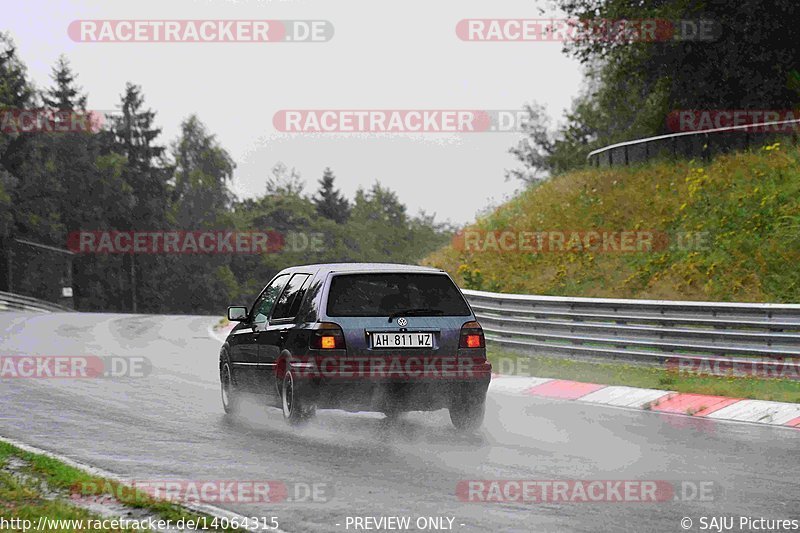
(0, 34, 452, 313)
(508, 0, 800, 181)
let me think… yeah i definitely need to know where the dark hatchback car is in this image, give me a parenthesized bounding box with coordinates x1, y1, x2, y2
(219, 263, 491, 430)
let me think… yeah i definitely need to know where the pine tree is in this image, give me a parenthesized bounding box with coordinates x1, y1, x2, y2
(111, 83, 171, 312)
(112, 82, 169, 225)
(0, 32, 34, 291)
(43, 55, 87, 111)
(0, 31, 35, 174)
(313, 167, 350, 223)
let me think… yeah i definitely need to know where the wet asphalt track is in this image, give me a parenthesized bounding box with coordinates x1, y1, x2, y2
(0, 312, 798, 533)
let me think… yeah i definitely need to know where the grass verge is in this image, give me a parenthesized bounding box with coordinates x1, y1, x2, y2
(488, 349, 800, 403)
(0, 440, 241, 532)
(425, 144, 800, 303)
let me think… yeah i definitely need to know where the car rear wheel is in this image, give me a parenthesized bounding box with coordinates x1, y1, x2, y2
(220, 362, 239, 414)
(449, 399, 485, 431)
(281, 370, 315, 425)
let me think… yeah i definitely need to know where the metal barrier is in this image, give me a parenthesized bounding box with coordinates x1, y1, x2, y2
(586, 118, 800, 168)
(0, 291, 73, 313)
(462, 288, 800, 372)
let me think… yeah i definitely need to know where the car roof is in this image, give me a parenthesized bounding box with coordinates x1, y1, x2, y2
(281, 262, 444, 274)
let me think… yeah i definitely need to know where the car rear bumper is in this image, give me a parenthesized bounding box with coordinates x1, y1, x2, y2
(307, 377, 490, 412)
(286, 358, 491, 412)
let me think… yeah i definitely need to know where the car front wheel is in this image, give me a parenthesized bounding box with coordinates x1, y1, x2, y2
(220, 362, 239, 414)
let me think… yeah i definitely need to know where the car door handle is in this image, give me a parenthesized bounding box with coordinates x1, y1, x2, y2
(279, 328, 290, 340)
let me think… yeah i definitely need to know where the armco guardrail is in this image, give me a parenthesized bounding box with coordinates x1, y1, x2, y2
(586, 118, 800, 168)
(462, 288, 800, 372)
(0, 291, 72, 313)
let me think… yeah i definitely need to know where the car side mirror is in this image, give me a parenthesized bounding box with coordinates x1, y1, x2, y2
(227, 306, 248, 321)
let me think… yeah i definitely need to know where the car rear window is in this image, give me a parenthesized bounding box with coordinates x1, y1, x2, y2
(326, 273, 471, 317)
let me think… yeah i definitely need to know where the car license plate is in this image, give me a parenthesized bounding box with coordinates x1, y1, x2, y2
(371, 332, 433, 348)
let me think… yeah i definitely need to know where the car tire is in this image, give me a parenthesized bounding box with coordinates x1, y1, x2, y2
(220, 362, 239, 414)
(449, 399, 485, 432)
(281, 370, 315, 425)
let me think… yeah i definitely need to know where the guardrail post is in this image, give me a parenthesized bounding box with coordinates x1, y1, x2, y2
(624, 145, 629, 165)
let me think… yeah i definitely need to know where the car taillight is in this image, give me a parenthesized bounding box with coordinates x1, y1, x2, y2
(320, 336, 336, 349)
(311, 322, 346, 350)
(459, 321, 485, 348)
(465, 334, 482, 348)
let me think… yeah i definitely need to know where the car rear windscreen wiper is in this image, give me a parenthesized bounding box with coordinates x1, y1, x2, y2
(387, 308, 445, 322)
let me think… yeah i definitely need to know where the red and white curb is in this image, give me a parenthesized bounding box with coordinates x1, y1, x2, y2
(491, 375, 800, 430)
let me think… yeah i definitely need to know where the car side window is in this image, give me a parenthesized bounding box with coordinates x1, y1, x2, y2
(251, 274, 290, 324)
(271, 274, 311, 320)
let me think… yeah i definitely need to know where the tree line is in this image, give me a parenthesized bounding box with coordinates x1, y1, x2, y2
(0, 33, 452, 313)
(506, 0, 800, 182)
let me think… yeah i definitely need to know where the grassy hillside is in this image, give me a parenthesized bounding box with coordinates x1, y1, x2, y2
(425, 142, 800, 302)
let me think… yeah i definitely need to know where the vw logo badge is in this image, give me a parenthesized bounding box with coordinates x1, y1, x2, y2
(397, 317, 408, 327)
